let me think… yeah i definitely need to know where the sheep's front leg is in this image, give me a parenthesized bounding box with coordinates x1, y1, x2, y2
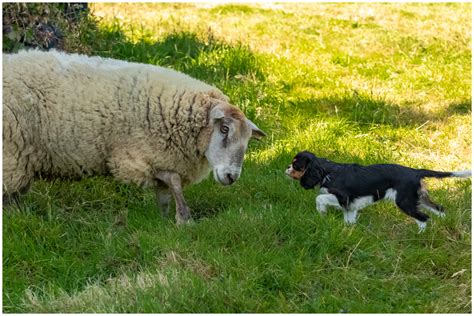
(155, 171, 193, 225)
(154, 182, 171, 218)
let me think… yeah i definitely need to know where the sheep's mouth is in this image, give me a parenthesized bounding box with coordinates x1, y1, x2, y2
(213, 169, 238, 185)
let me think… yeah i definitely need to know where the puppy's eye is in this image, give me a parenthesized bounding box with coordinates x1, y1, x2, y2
(293, 165, 303, 171)
(220, 125, 229, 134)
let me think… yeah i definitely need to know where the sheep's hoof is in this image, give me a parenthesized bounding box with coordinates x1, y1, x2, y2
(176, 216, 195, 226)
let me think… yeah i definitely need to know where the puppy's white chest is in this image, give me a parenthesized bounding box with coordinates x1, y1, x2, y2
(319, 187, 329, 194)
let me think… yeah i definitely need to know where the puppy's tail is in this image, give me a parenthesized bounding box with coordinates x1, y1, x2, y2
(418, 169, 471, 179)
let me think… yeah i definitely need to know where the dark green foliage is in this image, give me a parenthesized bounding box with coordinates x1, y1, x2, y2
(3, 3, 94, 53)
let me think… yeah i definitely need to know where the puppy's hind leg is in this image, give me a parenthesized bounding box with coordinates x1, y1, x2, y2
(396, 195, 430, 232)
(419, 189, 445, 218)
(420, 198, 445, 217)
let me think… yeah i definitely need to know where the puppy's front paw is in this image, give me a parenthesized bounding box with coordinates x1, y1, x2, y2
(415, 219, 427, 233)
(343, 210, 358, 224)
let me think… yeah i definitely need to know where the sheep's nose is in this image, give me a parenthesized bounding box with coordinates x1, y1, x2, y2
(225, 173, 236, 184)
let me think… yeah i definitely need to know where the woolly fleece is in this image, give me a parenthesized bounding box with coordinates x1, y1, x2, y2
(3, 50, 240, 196)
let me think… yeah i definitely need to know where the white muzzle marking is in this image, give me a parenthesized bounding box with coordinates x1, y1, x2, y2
(213, 165, 241, 185)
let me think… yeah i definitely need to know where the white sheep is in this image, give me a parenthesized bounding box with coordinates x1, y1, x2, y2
(3, 50, 265, 224)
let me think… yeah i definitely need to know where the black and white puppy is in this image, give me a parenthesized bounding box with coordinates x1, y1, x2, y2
(286, 151, 471, 231)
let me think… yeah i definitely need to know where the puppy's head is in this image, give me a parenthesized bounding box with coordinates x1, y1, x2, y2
(286, 151, 325, 189)
(285, 152, 311, 180)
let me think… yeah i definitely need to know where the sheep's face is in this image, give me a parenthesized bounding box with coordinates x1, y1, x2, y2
(205, 104, 265, 185)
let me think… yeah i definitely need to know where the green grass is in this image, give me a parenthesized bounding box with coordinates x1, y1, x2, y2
(2, 3, 472, 313)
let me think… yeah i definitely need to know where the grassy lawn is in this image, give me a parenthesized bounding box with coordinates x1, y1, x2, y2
(2, 3, 471, 312)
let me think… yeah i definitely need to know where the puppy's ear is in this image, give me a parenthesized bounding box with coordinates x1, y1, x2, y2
(300, 160, 324, 189)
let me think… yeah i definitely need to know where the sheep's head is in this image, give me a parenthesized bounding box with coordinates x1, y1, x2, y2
(205, 102, 265, 185)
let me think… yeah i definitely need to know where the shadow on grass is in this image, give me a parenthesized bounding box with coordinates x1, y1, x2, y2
(286, 93, 472, 128)
(86, 21, 265, 87)
(92, 24, 470, 129)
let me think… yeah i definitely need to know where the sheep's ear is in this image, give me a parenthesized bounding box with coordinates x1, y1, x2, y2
(210, 106, 225, 121)
(246, 118, 266, 139)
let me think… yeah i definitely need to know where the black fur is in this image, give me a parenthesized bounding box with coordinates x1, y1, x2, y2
(291, 151, 470, 226)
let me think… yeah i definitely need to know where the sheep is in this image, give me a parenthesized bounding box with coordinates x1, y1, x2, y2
(3, 49, 265, 224)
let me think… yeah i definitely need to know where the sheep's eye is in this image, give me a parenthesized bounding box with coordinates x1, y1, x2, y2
(220, 125, 229, 134)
